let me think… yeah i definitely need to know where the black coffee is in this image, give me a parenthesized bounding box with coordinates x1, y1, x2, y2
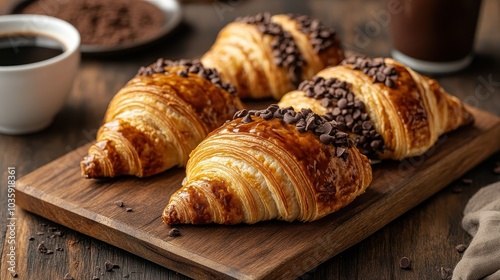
(0, 33, 64, 66)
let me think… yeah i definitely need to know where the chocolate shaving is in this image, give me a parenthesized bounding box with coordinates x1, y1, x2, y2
(236, 13, 305, 85)
(288, 14, 338, 53)
(137, 58, 237, 95)
(343, 55, 399, 88)
(298, 76, 385, 158)
(232, 105, 353, 159)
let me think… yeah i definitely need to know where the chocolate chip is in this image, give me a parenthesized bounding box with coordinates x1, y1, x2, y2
(337, 98, 348, 109)
(284, 112, 298, 124)
(260, 110, 273, 120)
(242, 114, 253, 123)
(168, 228, 181, 237)
(319, 134, 333, 144)
(399, 257, 411, 269)
(362, 121, 373, 130)
(385, 77, 395, 88)
(456, 244, 467, 253)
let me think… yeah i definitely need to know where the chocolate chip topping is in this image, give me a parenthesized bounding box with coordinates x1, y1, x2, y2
(343, 56, 399, 88)
(288, 14, 338, 53)
(137, 58, 237, 95)
(232, 104, 353, 159)
(298, 76, 385, 158)
(236, 13, 305, 85)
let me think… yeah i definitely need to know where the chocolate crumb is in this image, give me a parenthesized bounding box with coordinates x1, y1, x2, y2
(29, 236, 35, 241)
(494, 165, 500, 175)
(399, 257, 411, 269)
(115, 201, 124, 207)
(440, 267, 453, 280)
(46, 249, 54, 255)
(168, 228, 181, 237)
(56, 247, 64, 251)
(125, 208, 133, 212)
(10, 272, 18, 278)
(63, 273, 74, 280)
(452, 185, 463, 193)
(461, 178, 473, 185)
(37, 242, 48, 254)
(48, 226, 58, 232)
(456, 244, 467, 253)
(105, 261, 120, 272)
(124, 274, 130, 278)
(92, 277, 100, 280)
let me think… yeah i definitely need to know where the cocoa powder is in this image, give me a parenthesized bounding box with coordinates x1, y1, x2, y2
(18, 0, 165, 47)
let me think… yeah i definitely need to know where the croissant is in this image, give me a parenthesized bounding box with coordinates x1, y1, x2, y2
(201, 13, 344, 100)
(81, 59, 244, 178)
(279, 56, 473, 160)
(162, 105, 372, 225)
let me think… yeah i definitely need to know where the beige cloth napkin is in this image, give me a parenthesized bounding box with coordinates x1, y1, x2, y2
(453, 181, 500, 280)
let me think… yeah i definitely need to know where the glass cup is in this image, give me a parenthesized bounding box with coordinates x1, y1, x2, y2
(387, 0, 483, 74)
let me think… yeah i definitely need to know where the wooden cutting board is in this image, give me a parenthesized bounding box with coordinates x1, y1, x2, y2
(16, 107, 500, 280)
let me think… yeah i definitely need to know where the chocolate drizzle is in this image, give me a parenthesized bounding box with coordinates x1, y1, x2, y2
(137, 58, 237, 95)
(343, 56, 399, 88)
(232, 104, 353, 159)
(298, 77, 385, 158)
(236, 13, 305, 85)
(288, 14, 338, 54)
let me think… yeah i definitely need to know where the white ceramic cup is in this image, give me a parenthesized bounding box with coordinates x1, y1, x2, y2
(0, 14, 80, 135)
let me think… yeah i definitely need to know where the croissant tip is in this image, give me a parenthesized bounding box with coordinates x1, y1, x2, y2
(80, 154, 102, 179)
(162, 204, 181, 225)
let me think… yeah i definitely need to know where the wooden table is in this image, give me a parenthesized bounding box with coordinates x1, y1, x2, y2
(1, 0, 499, 279)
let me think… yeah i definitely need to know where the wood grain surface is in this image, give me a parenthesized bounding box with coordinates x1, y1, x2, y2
(14, 108, 500, 279)
(1, 0, 500, 279)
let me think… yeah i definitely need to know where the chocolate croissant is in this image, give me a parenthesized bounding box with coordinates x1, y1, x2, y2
(81, 59, 244, 178)
(201, 13, 344, 100)
(163, 105, 372, 225)
(278, 56, 473, 160)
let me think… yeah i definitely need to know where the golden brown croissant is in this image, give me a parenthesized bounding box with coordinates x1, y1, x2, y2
(162, 105, 372, 225)
(201, 13, 344, 100)
(279, 56, 473, 160)
(81, 59, 244, 178)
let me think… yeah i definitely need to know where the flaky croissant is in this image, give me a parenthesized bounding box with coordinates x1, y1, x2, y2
(201, 13, 344, 100)
(81, 59, 244, 178)
(163, 105, 372, 225)
(279, 56, 473, 160)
